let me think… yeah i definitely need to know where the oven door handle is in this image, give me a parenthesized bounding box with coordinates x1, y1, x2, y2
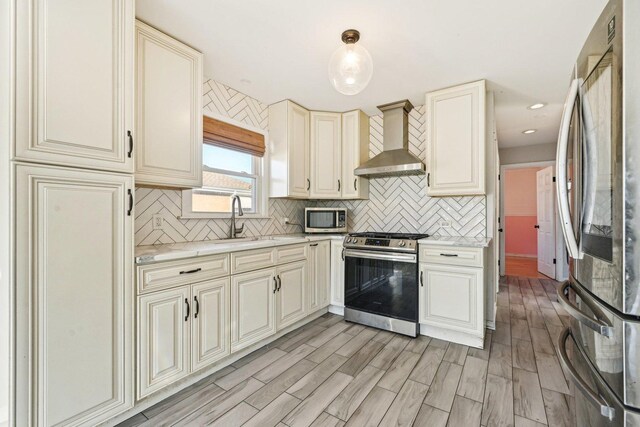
(344, 249, 417, 263)
(557, 327, 616, 420)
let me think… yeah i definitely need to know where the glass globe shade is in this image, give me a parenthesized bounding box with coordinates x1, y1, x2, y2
(328, 43, 373, 95)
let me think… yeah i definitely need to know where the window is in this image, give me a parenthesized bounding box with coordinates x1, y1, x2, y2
(181, 116, 268, 218)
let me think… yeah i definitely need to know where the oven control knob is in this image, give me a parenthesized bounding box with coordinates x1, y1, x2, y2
(399, 241, 406, 247)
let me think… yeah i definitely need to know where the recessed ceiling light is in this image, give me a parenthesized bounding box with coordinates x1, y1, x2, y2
(528, 103, 545, 110)
(522, 129, 537, 134)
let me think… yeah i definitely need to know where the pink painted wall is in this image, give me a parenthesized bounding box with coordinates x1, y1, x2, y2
(504, 167, 543, 256)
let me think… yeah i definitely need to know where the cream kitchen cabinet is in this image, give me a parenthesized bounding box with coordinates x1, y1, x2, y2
(138, 286, 191, 399)
(425, 80, 486, 196)
(418, 244, 486, 347)
(15, 0, 135, 172)
(275, 260, 308, 329)
(231, 268, 278, 352)
(308, 241, 331, 313)
(137, 277, 230, 399)
(15, 164, 134, 426)
(341, 110, 370, 199)
(330, 240, 345, 308)
(269, 100, 310, 198)
(134, 20, 203, 188)
(310, 112, 342, 198)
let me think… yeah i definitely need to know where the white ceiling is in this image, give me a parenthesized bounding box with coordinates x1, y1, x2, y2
(136, 0, 607, 148)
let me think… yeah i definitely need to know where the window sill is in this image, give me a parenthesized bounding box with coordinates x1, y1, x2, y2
(178, 213, 272, 220)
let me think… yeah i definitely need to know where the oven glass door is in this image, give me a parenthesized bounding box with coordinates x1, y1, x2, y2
(306, 210, 337, 229)
(344, 250, 418, 322)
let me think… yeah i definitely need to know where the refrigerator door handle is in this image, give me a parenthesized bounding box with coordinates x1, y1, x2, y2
(557, 327, 616, 420)
(557, 281, 614, 337)
(580, 86, 598, 235)
(556, 78, 583, 259)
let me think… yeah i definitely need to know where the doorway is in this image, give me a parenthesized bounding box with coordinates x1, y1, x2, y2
(499, 161, 567, 280)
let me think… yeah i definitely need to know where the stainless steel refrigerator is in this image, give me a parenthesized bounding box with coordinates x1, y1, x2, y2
(555, 0, 640, 425)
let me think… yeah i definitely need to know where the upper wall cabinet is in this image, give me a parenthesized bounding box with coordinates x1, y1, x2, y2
(269, 100, 310, 198)
(134, 20, 203, 188)
(310, 112, 342, 199)
(269, 101, 370, 200)
(14, 0, 135, 173)
(426, 80, 486, 196)
(341, 110, 370, 199)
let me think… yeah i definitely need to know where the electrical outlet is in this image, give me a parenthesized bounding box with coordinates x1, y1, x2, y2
(282, 217, 290, 226)
(439, 219, 451, 228)
(152, 214, 164, 230)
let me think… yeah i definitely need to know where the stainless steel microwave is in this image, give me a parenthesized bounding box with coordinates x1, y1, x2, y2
(304, 208, 347, 233)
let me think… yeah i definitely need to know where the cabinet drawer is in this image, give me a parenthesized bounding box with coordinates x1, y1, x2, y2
(420, 246, 483, 267)
(231, 248, 277, 274)
(276, 244, 308, 264)
(138, 254, 230, 294)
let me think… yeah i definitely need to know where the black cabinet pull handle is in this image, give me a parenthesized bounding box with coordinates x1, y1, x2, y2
(307, 179, 310, 191)
(127, 130, 133, 158)
(420, 271, 424, 287)
(194, 296, 199, 319)
(427, 173, 430, 187)
(338, 179, 341, 191)
(273, 276, 278, 293)
(440, 253, 458, 257)
(179, 268, 202, 275)
(341, 248, 345, 261)
(354, 179, 357, 191)
(310, 243, 318, 247)
(184, 298, 190, 321)
(127, 189, 133, 216)
(277, 275, 282, 291)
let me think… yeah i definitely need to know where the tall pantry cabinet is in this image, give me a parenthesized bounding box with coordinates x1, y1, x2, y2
(13, 1, 135, 425)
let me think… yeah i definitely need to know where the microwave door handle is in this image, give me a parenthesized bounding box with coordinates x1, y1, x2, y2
(556, 78, 582, 259)
(580, 85, 597, 236)
(557, 327, 616, 420)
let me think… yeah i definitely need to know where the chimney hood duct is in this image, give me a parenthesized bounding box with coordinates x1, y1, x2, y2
(354, 100, 426, 177)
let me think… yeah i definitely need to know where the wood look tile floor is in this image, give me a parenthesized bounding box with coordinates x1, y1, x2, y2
(119, 276, 575, 427)
(505, 256, 550, 279)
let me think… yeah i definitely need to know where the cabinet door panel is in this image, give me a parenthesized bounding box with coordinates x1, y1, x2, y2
(138, 287, 190, 399)
(288, 103, 310, 197)
(135, 21, 203, 187)
(15, 164, 133, 426)
(419, 263, 483, 336)
(341, 110, 369, 199)
(276, 261, 307, 329)
(330, 240, 345, 307)
(192, 278, 230, 371)
(309, 241, 331, 312)
(426, 80, 485, 196)
(15, 0, 134, 172)
(231, 268, 277, 352)
(310, 112, 341, 198)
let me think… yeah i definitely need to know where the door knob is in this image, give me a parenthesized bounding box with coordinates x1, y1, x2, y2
(534, 225, 540, 229)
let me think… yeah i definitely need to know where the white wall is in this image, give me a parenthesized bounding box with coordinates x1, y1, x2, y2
(499, 142, 557, 165)
(0, 0, 13, 425)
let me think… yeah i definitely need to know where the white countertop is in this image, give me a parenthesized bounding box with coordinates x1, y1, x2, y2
(135, 233, 345, 264)
(418, 236, 492, 248)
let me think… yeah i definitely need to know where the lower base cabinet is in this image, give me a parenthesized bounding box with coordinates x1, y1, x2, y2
(330, 240, 345, 307)
(231, 268, 278, 352)
(138, 278, 230, 399)
(276, 260, 308, 329)
(309, 241, 331, 313)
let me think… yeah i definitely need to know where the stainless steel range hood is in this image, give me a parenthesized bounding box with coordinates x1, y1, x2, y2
(354, 100, 426, 177)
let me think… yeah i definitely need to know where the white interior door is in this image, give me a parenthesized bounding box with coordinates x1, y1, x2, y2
(537, 167, 556, 278)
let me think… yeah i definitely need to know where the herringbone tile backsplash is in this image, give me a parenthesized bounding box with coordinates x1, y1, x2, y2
(134, 78, 486, 246)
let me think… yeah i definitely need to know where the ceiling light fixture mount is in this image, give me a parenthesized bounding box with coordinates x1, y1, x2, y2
(528, 103, 546, 110)
(522, 129, 537, 134)
(328, 28, 373, 96)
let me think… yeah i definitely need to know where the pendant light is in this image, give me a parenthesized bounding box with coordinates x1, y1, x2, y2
(328, 29, 373, 96)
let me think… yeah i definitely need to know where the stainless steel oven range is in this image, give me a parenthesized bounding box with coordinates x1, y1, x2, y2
(343, 232, 428, 337)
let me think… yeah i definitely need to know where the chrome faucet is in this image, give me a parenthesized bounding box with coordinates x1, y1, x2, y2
(230, 195, 244, 239)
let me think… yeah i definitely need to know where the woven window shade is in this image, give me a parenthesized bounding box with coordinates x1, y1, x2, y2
(203, 116, 265, 157)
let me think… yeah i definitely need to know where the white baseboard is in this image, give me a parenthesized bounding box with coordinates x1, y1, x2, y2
(328, 305, 344, 316)
(419, 324, 484, 348)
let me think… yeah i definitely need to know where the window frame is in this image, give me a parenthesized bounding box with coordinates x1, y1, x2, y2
(181, 111, 269, 219)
